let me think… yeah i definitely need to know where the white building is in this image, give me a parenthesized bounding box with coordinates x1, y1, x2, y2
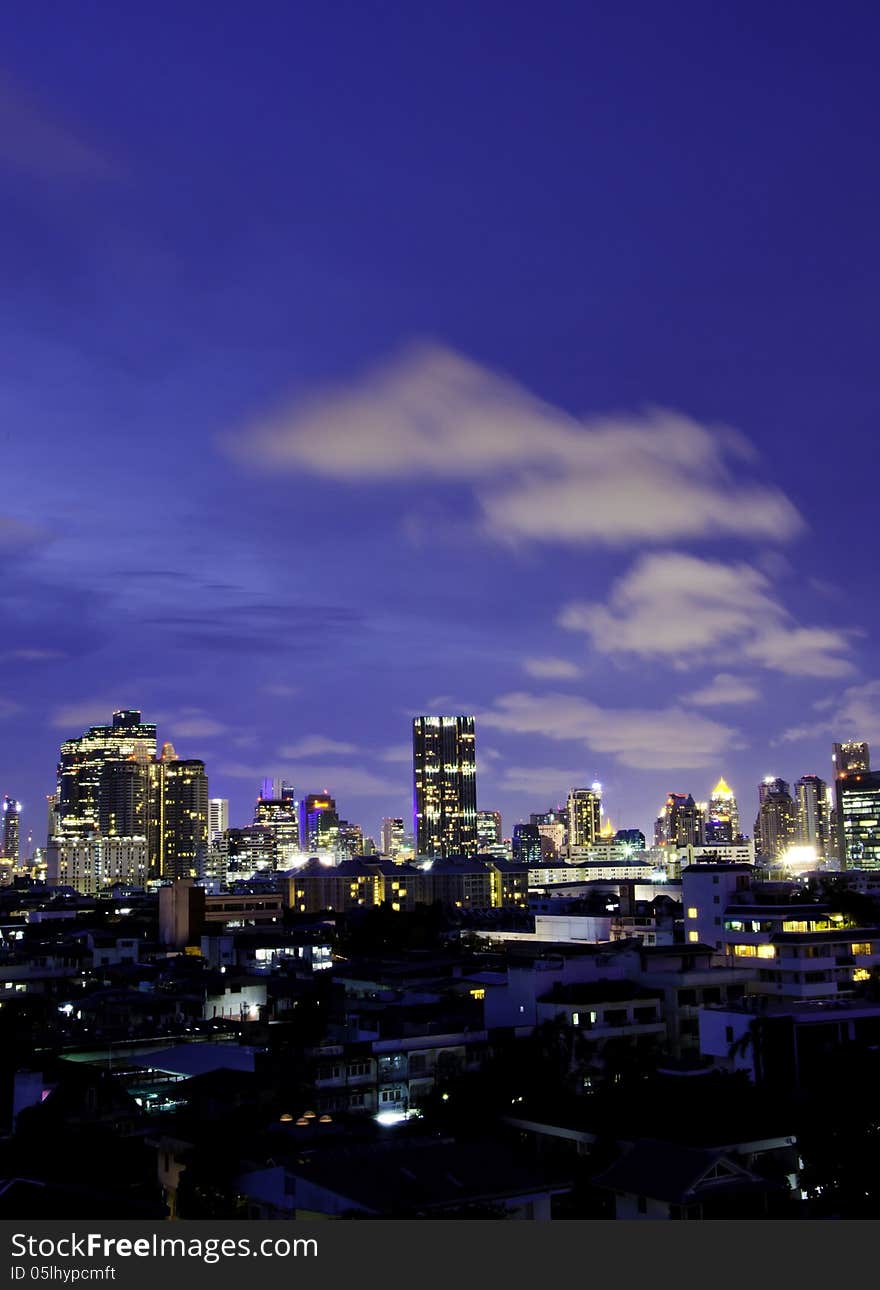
(46, 835, 148, 894)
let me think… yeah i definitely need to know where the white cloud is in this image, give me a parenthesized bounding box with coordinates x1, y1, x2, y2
(686, 673, 760, 707)
(561, 551, 854, 678)
(494, 765, 589, 797)
(379, 744, 413, 764)
(523, 656, 582, 680)
(225, 344, 802, 547)
(279, 735, 358, 758)
(49, 699, 124, 730)
(263, 683, 299, 698)
(165, 715, 227, 739)
(480, 690, 735, 770)
(778, 680, 880, 747)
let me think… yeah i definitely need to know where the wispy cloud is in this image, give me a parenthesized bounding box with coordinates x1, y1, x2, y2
(279, 735, 358, 758)
(522, 656, 582, 680)
(480, 690, 736, 770)
(777, 680, 880, 747)
(561, 551, 855, 678)
(686, 673, 761, 707)
(224, 344, 802, 547)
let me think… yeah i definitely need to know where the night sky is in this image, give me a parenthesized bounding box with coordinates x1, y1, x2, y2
(2, 0, 879, 846)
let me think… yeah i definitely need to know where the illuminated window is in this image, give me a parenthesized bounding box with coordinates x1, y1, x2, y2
(854, 968, 871, 982)
(687, 907, 698, 919)
(688, 931, 699, 943)
(469, 988, 485, 1001)
(852, 943, 873, 956)
(757, 944, 776, 959)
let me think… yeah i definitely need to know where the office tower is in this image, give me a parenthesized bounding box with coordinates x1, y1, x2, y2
(98, 755, 150, 837)
(1, 797, 21, 861)
(655, 792, 704, 847)
(254, 789, 299, 862)
(381, 817, 405, 858)
(705, 776, 740, 845)
(300, 793, 339, 853)
(412, 716, 477, 858)
(567, 785, 602, 850)
(512, 822, 542, 865)
(615, 829, 646, 849)
(260, 777, 294, 803)
(57, 710, 157, 837)
(149, 746, 208, 880)
(833, 742, 870, 776)
(795, 774, 831, 858)
(833, 740, 875, 868)
(336, 821, 364, 858)
(208, 798, 229, 843)
(835, 757, 880, 870)
(754, 777, 797, 861)
(477, 810, 503, 848)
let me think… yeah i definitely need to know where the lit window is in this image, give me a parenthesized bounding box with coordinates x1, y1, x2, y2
(757, 945, 776, 959)
(852, 943, 873, 956)
(687, 907, 698, 919)
(688, 931, 699, 943)
(854, 969, 871, 982)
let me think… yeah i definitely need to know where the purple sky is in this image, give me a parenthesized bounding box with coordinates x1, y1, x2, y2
(2, 0, 879, 847)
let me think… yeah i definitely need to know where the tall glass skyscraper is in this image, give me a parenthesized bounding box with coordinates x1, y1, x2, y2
(412, 715, 477, 858)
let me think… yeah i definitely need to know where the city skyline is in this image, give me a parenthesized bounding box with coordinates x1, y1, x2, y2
(1, 3, 879, 847)
(6, 701, 862, 853)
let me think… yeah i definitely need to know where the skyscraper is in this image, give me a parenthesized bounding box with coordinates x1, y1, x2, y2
(2, 797, 21, 861)
(567, 785, 602, 850)
(208, 798, 229, 843)
(833, 742, 870, 776)
(412, 715, 477, 858)
(833, 743, 880, 869)
(300, 793, 339, 853)
(512, 822, 542, 865)
(705, 777, 740, 845)
(795, 774, 831, 858)
(381, 817, 405, 858)
(655, 792, 705, 847)
(149, 744, 209, 880)
(476, 810, 503, 849)
(754, 777, 796, 860)
(254, 787, 299, 862)
(57, 710, 157, 838)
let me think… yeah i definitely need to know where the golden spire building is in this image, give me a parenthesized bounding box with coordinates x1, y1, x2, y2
(705, 776, 740, 844)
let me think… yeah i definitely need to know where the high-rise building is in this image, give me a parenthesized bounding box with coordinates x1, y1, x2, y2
(98, 754, 150, 837)
(795, 774, 831, 858)
(412, 716, 477, 858)
(57, 710, 157, 838)
(834, 742, 880, 869)
(149, 745, 208, 880)
(833, 742, 870, 776)
(336, 821, 364, 858)
(208, 798, 229, 843)
(381, 817, 405, 859)
(477, 810, 502, 849)
(300, 794, 339, 854)
(2, 797, 21, 861)
(754, 777, 797, 861)
(512, 822, 542, 865)
(254, 790, 299, 862)
(705, 777, 740, 845)
(567, 785, 602, 850)
(655, 792, 704, 847)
